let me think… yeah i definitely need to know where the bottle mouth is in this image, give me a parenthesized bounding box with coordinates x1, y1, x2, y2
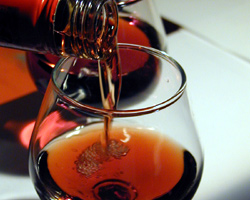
(52, 43, 186, 117)
(53, 0, 119, 59)
(73, 0, 119, 59)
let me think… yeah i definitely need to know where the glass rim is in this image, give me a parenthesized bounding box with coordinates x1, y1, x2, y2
(52, 43, 187, 117)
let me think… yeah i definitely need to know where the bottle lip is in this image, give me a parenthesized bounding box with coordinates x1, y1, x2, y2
(51, 43, 187, 117)
(53, 0, 119, 59)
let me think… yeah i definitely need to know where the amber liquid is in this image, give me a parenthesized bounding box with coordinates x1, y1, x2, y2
(36, 125, 198, 200)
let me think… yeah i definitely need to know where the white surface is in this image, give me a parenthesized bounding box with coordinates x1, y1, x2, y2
(167, 30, 250, 200)
(156, 0, 250, 61)
(0, 175, 38, 200)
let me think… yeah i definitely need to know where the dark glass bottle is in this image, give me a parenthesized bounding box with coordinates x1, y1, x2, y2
(0, 0, 118, 59)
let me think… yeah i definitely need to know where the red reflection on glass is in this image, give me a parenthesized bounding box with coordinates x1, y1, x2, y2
(129, 21, 134, 26)
(35, 111, 78, 149)
(4, 111, 79, 149)
(3, 120, 35, 149)
(19, 121, 36, 148)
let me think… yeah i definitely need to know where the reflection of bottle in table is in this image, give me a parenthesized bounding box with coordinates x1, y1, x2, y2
(27, 15, 165, 102)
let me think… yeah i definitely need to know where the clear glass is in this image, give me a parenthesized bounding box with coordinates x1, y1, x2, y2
(29, 44, 203, 200)
(26, 0, 167, 93)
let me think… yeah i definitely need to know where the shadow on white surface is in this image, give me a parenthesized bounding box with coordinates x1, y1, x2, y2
(0, 92, 43, 176)
(0, 139, 29, 175)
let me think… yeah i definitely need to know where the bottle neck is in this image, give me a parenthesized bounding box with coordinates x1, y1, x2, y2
(0, 0, 118, 59)
(53, 0, 119, 59)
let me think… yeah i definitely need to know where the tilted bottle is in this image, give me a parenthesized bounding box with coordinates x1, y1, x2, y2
(0, 0, 118, 59)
